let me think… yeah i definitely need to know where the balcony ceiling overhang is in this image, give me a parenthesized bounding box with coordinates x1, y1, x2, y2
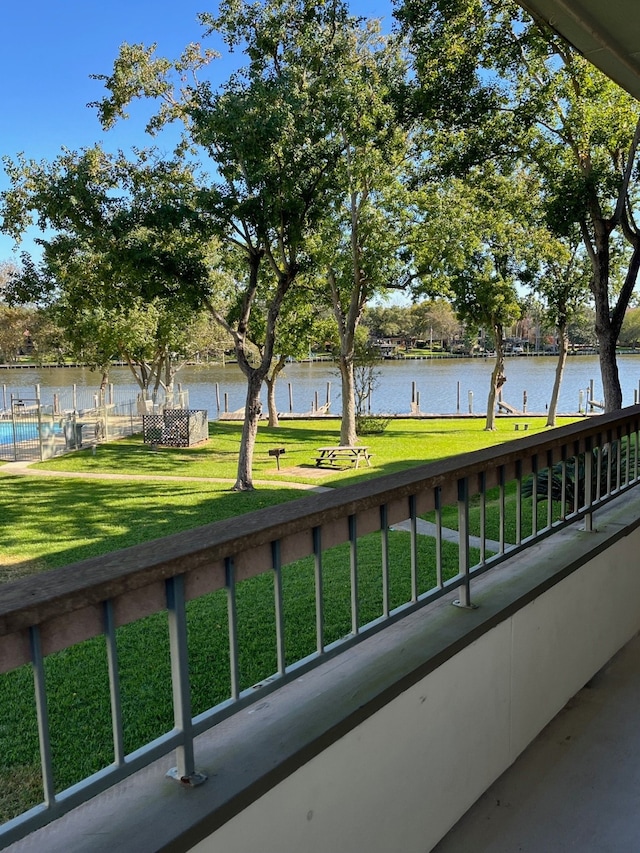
(517, 0, 640, 100)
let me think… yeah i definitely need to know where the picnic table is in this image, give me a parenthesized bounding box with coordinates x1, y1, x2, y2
(315, 446, 371, 469)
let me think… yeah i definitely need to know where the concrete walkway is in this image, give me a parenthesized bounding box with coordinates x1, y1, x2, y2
(391, 517, 506, 553)
(0, 459, 332, 492)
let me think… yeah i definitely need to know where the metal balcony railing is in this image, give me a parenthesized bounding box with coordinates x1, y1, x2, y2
(2, 406, 640, 845)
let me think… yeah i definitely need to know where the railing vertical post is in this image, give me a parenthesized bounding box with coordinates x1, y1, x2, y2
(272, 541, 286, 676)
(226, 557, 240, 701)
(515, 460, 523, 545)
(165, 575, 206, 786)
(380, 504, 390, 617)
(409, 494, 419, 600)
(349, 514, 359, 635)
(560, 448, 568, 521)
(573, 443, 581, 517)
(546, 450, 554, 530)
(454, 477, 473, 609)
(595, 444, 603, 502)
(531, 456, 538, 537)
(313, 527, 325, 654)
(104, 600, 124, 767)
(478, 472, 486, 564)
(435, 487, 443, 587)
(30, 625, 55, 808)
(583, 438, 594, 532)
(499, 466, 506, 553)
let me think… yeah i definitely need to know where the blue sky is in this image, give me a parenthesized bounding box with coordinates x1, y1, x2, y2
(0, 0, 394, 262)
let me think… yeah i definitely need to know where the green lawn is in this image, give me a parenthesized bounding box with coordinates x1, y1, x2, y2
(0, 478, 307, 581)
(36, 414, 568, 480)
(0, 415, 578, 823)
(0, 417, 577, 578)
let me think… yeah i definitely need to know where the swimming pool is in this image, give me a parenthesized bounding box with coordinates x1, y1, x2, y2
(0, 420, 60, 445)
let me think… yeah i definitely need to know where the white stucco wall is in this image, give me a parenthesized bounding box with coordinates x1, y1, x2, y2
(193, 521, 640, 853)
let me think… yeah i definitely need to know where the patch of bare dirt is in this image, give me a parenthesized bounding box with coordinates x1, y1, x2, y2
(275, 465, 334, 478)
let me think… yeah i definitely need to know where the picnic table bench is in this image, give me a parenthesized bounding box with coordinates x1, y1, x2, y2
(315, 446, 371, 468)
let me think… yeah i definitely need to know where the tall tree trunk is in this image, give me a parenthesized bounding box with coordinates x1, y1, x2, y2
(234, 373, 263, 491)
(546, 324, 568, 427)
(597, 326, 622, 412)
(338, 355, 357, 445)
(583, 204, 640, 413)
(265, 354, 287, 427)
(485, 324, 505, 431)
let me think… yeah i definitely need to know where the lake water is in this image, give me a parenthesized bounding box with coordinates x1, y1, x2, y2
(2, 355, 640, 416)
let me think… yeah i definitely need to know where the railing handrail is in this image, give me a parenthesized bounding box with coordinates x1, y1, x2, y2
(2, 405, 639, 643)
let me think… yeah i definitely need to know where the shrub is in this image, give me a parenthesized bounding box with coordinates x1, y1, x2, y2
(356, 415, 391, 435)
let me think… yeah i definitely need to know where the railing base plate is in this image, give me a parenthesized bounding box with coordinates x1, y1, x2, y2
(452, 600, 479, 610)
(166, 767, 208, 787)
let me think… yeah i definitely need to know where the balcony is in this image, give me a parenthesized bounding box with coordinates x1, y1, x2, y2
(3, 407, 640, 852)
(434, 629, 640, 851)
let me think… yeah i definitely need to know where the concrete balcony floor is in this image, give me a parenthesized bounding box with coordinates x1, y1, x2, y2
(433, 631, 640, 853)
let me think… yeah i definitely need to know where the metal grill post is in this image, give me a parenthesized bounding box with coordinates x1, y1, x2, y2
(409, 494, 419, 600)
(165, 575, 206, 787)
(226, 557, 240, 700)
(453, 477, 474, 609)
(30, 625, 55, 807)
(478, 472, 487, 564)
(349, 514, 359, 635)
(104, 600, 125, 767)
(313, 527, 325, 654)
(583, 439, 594, 532)
(380, 504, 390, 617)
(515, 460, 523, 545)
(272, 541, 286, 675)
(499, 466, 506, 554)
(531, 456, 538, 538)
(435, 486, 443, 587)
(546, 450, 554, 530)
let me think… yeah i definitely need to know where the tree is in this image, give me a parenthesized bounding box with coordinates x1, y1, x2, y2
(264, 290, 321, 426)
(1, 148, 214, 398)
(620, 307, 640, 348)
(91, 0, 365, 489)
(311, 25, 412, 445)
(0, 261, 29, 363)
(410, 168, 535, 429)
(351, 329, 389, 430)
(362, 304, 412, 340)
(451, 268, 521, 430)
(396, 0, 640, 412)
(529, 234, 592, 426)
(568, 305, 598, 349)
(409, 299, 459, 348)
(0, 304, 32, 363)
